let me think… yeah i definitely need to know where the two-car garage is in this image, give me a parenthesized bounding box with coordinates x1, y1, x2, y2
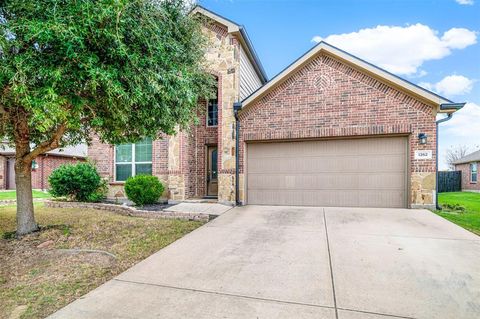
(237, 42, 458, 210)
(246, 136, 408, 208)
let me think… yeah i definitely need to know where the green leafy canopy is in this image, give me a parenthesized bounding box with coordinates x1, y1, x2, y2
(0, 0, 214, 149)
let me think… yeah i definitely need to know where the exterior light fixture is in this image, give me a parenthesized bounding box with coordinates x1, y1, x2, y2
(418, 133, 427, 145)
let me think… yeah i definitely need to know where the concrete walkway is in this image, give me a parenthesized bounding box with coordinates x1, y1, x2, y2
(49, 206, 480, 319)
(164, 202, 233, 216)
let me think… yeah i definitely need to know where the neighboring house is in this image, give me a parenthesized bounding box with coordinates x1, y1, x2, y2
(88, 5, 463, 209)
(0, 144, 87, 190)
(454, 150, 480, 192)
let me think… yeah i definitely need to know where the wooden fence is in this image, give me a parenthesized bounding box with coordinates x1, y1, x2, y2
(438, 171, 462, 193)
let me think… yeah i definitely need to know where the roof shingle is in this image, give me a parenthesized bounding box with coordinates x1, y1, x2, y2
(454, 150, 480, 165)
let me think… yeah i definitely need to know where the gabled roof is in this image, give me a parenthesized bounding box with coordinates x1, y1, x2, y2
(241, 41, 462, 113)
(454, 150, 480, 165)
(191, 5, 267, 83)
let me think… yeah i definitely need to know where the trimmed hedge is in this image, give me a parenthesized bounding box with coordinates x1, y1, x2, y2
(49, 162, 105, 202)
(125, 175, 164, 206)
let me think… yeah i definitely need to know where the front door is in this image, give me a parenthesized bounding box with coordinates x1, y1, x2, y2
(207, 146, 218, 197)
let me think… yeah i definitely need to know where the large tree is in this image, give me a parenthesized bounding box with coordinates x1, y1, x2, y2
(0, 0, 213, 235)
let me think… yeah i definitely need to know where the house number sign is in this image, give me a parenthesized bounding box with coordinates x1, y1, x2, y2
(414, 150, 432, 160)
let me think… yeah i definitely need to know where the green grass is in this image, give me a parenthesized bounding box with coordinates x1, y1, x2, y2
(436, 192, 480, 236)
(0, 203, 203, 319)
(0, 190, 51, 201)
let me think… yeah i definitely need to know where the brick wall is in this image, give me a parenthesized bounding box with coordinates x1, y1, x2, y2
(456, 162, 480, 192)
(238, 53, 437, 208)
(31, 155, 84, 189)
(89, 134, 169, 198)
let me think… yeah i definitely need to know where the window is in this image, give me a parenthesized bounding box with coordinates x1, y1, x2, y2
(115, 138, 152, 181)
(207, 78, 218, 126)
(471, 163, 478, 183)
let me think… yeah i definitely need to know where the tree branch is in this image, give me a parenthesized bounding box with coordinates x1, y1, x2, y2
(24, 123, 67, 163)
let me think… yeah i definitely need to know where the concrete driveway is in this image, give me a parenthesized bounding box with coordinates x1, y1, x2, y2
(50, 206, 480, 319)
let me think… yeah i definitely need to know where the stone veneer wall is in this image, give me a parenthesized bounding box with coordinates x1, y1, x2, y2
(203, 21, 240, 204)
(238, 53, 438, 208)
(456, 162, 480, 192)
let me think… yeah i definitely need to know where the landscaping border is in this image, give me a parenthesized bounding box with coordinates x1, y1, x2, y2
(0, 198, 47, 206)
(44, 200, 209, 222)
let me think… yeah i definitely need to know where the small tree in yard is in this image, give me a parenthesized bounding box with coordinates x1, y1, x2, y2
(0, 0, 213, 235)
(445, 145, 470, 170)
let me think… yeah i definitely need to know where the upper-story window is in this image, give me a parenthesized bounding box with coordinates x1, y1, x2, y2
(207, 77, 218, 126)
(115, 138, 152, 181)
(471, 163, 478, 183)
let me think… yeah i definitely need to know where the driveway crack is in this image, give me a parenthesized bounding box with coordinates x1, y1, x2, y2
(323, 208, 339, 319)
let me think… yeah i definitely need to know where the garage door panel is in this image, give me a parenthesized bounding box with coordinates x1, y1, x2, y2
(247, 137, 407, 208)
(357, 190, 405, 208)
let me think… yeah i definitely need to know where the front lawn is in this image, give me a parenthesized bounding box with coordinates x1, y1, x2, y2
(436, 192, 480, 236)
(0, 190, 51, 201)
(0, 203, 203, 319)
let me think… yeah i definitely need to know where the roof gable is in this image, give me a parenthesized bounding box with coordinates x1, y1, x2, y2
(241, 41, 455, 112)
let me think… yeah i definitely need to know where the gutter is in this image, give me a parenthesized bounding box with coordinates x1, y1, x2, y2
(435, 102, 466, 209)
(234, 102, 242, 205)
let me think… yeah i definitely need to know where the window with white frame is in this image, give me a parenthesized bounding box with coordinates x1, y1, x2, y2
(471, 162, 478, 183)
(115, 138, 152, 181)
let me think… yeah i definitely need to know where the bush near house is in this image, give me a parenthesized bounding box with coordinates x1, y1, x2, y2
(125, 175, 164, 206)
(49, 163, 106, 202)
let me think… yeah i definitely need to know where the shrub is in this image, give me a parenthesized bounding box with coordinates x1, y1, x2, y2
(86, 178, 108, 203)
(49, 163, 102, 202)
(124, 175, 164, 206)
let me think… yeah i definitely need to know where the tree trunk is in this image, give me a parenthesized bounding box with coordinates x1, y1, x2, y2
(15, 158, 38, 236)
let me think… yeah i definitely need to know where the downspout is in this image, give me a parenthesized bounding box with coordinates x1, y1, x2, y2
(435, 102, 465, 210)
(233, 102, 242, 206)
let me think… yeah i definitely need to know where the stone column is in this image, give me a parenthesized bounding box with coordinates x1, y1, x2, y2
(168, 131, 186, 201)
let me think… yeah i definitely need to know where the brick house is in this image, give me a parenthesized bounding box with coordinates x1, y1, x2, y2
(0, 144, 86, 190)
(454, 150, 480, 192)
(88, 6, 464, 209)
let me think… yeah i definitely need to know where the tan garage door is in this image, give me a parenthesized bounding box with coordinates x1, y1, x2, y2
(247, 137, 407, 208)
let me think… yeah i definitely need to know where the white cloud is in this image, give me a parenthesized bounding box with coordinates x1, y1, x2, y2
(441, 28, 478, 49)
(456, 0, 474, 5)
(443, 102, 480, 137)
(311, 24, 477, 75)
(439, 102, 480, 169)
(420, 75, 474, 96)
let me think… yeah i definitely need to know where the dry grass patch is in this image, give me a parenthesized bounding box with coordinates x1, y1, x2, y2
(0, 203, 204, 319)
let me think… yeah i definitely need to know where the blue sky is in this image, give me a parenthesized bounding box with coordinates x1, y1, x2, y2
(199, 0, 480, 169)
